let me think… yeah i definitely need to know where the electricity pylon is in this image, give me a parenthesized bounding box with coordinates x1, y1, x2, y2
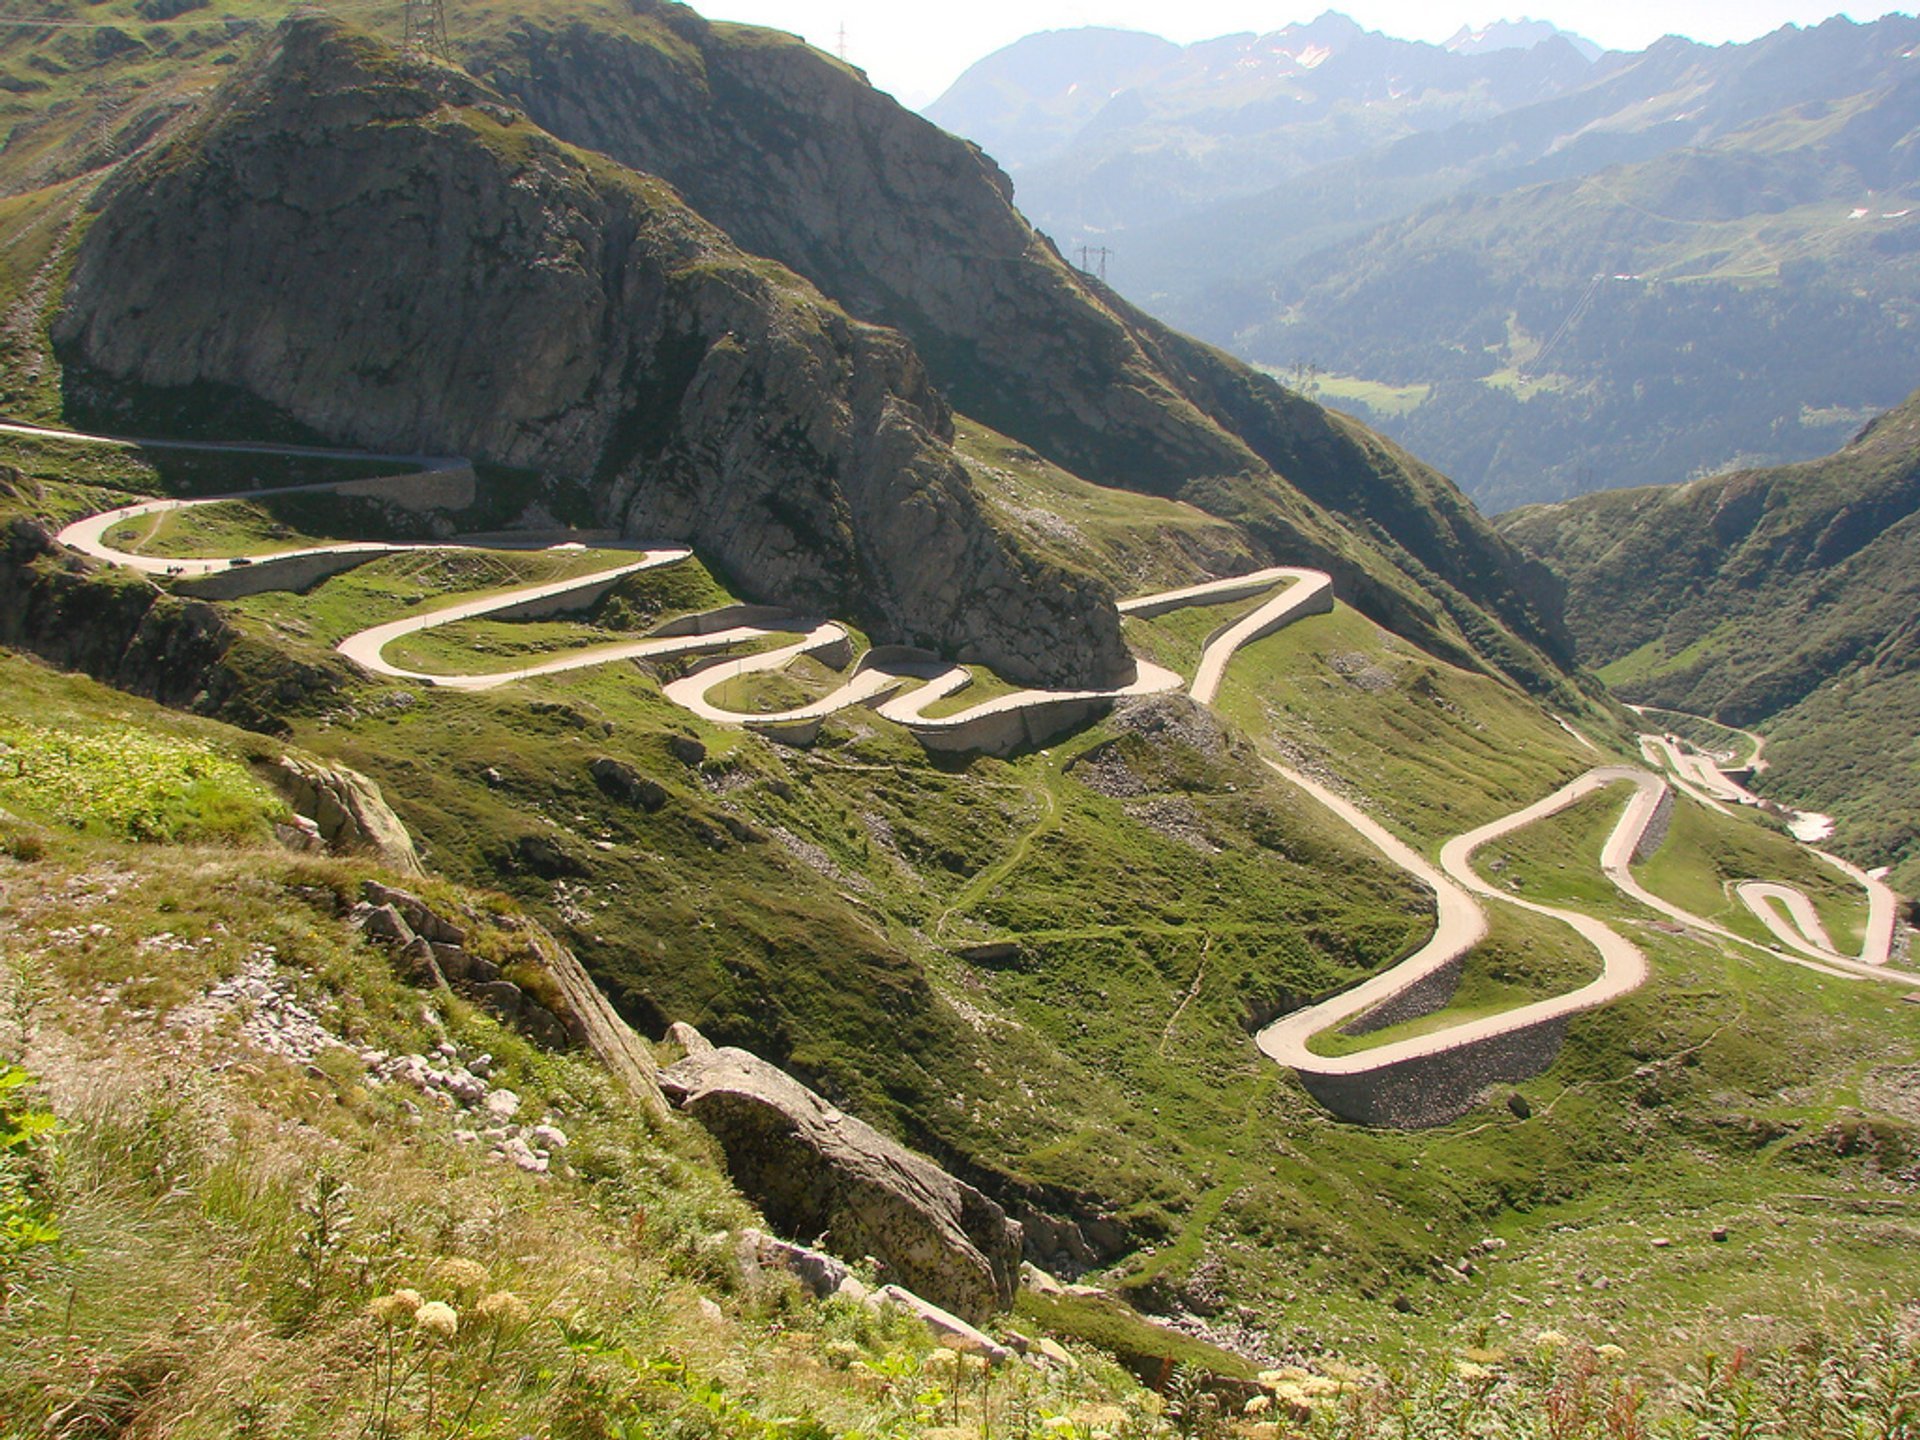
(403, 0, 450, 62)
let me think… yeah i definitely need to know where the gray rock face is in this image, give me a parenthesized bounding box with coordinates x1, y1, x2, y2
(267, 754, 422, 874)
(589, 758, 667, 812)
(54, 19, 1129, 689)
(468, 5, 1577, 692)
(659, 1043, 1022, 1323)
(475, 13, 1255, 493)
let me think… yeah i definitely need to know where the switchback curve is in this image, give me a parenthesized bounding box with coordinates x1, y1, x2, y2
(34, 421, 1911, 1125)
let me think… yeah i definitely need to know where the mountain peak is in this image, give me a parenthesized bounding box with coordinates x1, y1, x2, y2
(1292, 11, 1367, 41)
(1267, 11, 1370, 64)
(1445, 17, 1602, 61)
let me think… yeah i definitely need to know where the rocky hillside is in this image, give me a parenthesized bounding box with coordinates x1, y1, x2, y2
(52, 22, 1127, 690)
(456, 0, 1575, 691)
(1, 1, 1578, 699)
(1500, 389, 1920, 887)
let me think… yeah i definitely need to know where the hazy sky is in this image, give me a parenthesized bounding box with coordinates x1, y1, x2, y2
(690, 3, 1918, 106)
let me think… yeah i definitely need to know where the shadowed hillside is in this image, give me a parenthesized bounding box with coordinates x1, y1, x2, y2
(1501, 389, 1920, 887)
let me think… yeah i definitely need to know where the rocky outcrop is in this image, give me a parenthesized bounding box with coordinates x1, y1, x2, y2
(343, 878, 670, 1121)
(0, 517, 353, 732)
(268, 755, 422, 874)
(736, 1229, 866, 1303)
(871, 1285, 1014, 1362)
(659, 1038, 1023, 1323)
(53, 19, 1128, 690)
(589, 757, 667, 812)
(512, 917, 671, 1123)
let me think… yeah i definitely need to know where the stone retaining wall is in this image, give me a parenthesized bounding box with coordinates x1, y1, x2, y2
(1340, 953, 1465, 1038)
(489, 573, 645, 622)
(1121, 575, 1281, 620)
(174, 548, 386, 599)
(652, 604, 793, 637)
(1633, 784, 1675, 863)
(912, 696, 1112, 757)
(333, 464, 476, 512)
(1297, 1014, 1569, 1128)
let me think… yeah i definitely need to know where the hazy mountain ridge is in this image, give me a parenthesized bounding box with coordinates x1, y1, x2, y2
(1446, 19, 1602, 61)
(936, 12, 1920, 507)
(929, 11, 1601, 234)
(1229, 80, 1920, 507)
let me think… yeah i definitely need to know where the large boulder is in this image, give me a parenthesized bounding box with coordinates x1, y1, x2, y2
(659, 1042, 1021, 1323)
(268, 754, 422, 874)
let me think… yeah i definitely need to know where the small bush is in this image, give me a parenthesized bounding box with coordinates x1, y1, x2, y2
(0, 1065, 61, 1307)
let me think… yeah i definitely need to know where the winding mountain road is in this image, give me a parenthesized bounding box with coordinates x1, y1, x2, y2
(45, 433, 1308, 740)
(1738, 882, 1842, 961)
(1259, 768, 1658, 1077)
(30, 420, 1912, 1119)
(57, 476, 473, 579)
(1637, 720, 1896, 968)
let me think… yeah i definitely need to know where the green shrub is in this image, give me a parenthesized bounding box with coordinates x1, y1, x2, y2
(0, 1065, 61, 1306)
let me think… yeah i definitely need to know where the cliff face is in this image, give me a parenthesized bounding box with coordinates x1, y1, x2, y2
(53, 21, 1130, 688)
(469, 2, 1573, 687)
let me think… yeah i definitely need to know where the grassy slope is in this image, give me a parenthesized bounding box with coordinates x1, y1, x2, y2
(8, 295, 1920, 1381)
(1210, 602, 1610, 845)
(1500, 389, 1920, 889)
(277, 606, 1918, 1368)
(0, 653, 1177, 1437)
(2, 466, 1918, 1384)
(2, 679, 1912, 1440)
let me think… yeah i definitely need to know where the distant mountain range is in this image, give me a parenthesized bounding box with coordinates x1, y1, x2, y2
(926, 12, 1604, 225)
(928, 12, 1920, 509)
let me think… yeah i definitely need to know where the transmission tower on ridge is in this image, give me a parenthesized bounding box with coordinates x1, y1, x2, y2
(403, 0, 450, 62)
(1075, 244, 1112, 283)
